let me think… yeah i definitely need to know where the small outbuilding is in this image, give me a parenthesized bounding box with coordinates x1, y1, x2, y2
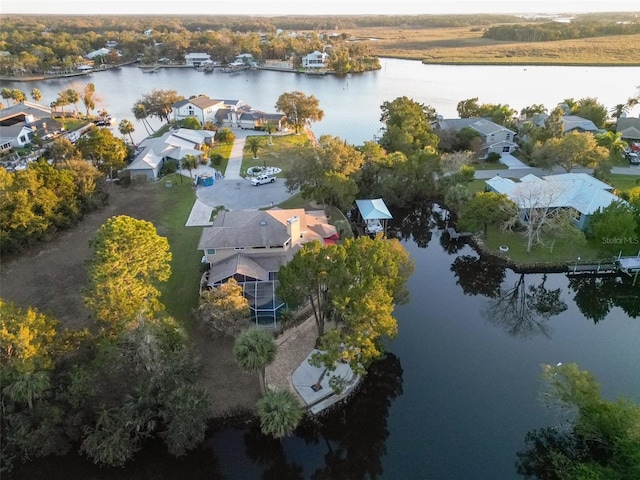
(355, 198, 392, 235)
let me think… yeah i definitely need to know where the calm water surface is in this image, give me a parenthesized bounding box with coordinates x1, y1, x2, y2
(6, 58, 640, 144)
(7, 60, 640, 479)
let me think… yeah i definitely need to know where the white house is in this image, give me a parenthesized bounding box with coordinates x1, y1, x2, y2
(301, 50, 329, 68)
(172, 95, 226, 125)
(184, 53, 212, 67)
(86, 48, 111, 60)
(432, 117, 518, 158)
(229, 53, 256, 67)
(0, 102, 61, 151)
(486, 173, 622, 231)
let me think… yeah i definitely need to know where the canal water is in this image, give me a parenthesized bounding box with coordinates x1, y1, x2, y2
(6, 60, 640, 479)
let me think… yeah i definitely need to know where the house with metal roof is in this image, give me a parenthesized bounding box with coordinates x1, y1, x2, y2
(486, 172, 622, 231)
(355, 198, 392, 235)
(198, 208, 338, 326)
(432, 117, 518, 158)
(530, 113, 599, 134)
(127, 128, 215, 181)
(184, 52, 212, 67)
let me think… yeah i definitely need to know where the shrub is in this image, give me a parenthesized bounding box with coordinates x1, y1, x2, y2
(486, 152, 502, 163)
(209, 153, 224, 166)
(160, 160, 178, 176)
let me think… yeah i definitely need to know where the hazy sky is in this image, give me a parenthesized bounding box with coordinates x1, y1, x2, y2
(4, 0, 640, 15)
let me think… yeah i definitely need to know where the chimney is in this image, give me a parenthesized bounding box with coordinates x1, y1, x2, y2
(286, 216, 300, 243)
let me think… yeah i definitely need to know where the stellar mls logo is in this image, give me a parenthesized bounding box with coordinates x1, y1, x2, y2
(601, 236, 639, 245)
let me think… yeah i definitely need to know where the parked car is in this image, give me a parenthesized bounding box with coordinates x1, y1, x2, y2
(627, 152, 640, 165)
(250, 174, 276, 185)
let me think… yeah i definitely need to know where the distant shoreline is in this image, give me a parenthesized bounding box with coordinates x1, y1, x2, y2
(3, 57, 639, 83)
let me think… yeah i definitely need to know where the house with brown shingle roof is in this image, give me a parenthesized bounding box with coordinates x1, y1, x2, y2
(172, 95, 226, 125)
(198, 208, 338, 326)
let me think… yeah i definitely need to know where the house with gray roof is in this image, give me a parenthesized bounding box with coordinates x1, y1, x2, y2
(616, 117, 640, 141)
(0, 101, 61, 151)
(432, 117, 518, 158)
(127, 128, 215, 181)
(486, 172, 622, 231)
(198, 208, 337, 326)
(530, 113, 599, 134)
(172, 95, 285, 131)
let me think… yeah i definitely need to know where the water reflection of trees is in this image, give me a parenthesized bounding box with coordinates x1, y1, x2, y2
(9, 439, 224, 480)
(387, 202, 441, 248)
(451, 255, 506, 298)
(568, 275, 640, 323)
(300, 352, 403, 480)
(482, 274, 568, 338)
(240, 353, 403, 479)
(244, 426, 305, 480)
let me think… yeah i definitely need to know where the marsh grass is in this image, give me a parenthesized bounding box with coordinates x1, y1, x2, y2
(349, 26, 640, 65)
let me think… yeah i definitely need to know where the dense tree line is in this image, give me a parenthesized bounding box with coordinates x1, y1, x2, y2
(0, 16, 379, 75)
(0, 159, 105, 255)
(484, 21, 640, 42)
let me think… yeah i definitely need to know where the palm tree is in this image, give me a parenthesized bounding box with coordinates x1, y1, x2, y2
(56, 90, 71, 117)
(181, 154, 199, 183)
(31, 88, 42, 103)
(66, 88, 81, 116)
(263, 120, 276, 146)
(246, 135, 265, 160)
(610, 103, 629, 120)
(132, 103, 154, 135)
(595, 131, 628, 158)
(118, 119, 135, 144)
(233, 327, 277, 395)
(256, 389, 303, 439)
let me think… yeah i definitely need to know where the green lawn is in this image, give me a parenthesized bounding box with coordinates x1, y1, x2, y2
(155, 174, 203, 329)
(470, 160, 508, 171)
(208, 143, 232, 175)
(606, 173, 640, 194)
(241, 134, 310, 176)
(481, 226, 619, 266)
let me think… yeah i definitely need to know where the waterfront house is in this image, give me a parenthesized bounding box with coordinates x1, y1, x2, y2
(0, 101, 60, 150)
(301, 50, 329, 68)
(185, 53, 212, 67)
(172, 95, 226, 125)
(127, 128, 214, 181)
(432, 117, 518, 158)
(486, 172, 622, 231)
(198, 208, 337, 326)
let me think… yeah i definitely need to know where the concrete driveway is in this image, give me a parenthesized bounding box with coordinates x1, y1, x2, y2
(196, 175, 294, 210)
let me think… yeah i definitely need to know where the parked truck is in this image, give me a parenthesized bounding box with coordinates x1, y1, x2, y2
(250, 174, 276, 186)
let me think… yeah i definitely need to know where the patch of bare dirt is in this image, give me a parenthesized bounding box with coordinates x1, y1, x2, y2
(0, 184, 260, 417)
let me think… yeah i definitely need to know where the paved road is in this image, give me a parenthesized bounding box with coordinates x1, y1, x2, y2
(475, 164, 640, 179)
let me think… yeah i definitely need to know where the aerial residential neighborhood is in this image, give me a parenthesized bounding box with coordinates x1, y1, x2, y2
(1, 8, 639, 480)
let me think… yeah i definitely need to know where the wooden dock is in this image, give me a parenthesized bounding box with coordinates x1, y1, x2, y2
(567, 253, 640, 285)
(445, 227, 473, 240)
